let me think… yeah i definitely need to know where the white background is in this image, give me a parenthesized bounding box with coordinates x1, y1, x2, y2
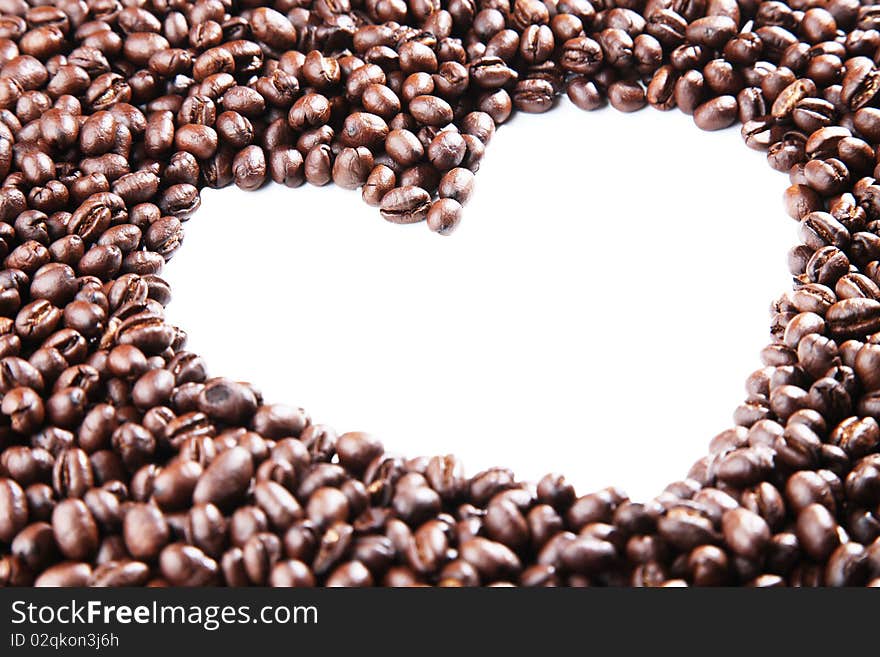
(163, 100, 795, 502)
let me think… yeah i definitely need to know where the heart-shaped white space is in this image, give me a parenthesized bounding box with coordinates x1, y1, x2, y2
(163, 101, 794, 501)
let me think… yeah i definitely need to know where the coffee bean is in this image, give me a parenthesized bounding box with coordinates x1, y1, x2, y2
(657, 507, 717, 551)
(721, 508, 770, 561)
(512, 78, 554, 112)
(254, 480, 303, 531)
(52, 447, 93, 498)
(9, 520, 54, 571)
(0, 478, 28, 542)
(90, 559, 151, 587)
(243, 532, 282, 585)
(123, 502, 170, 560)
(232, 145, 266, 191)
(332, 147, 373, 190)
(409, 95, 454, 125)
(362, 165, 396, 207)
(827, 298, 880, 338)
(198, 379, 257, 425)
(425, 198, 462, 235)
(51, 498, 98, 561)
(460, 537, 521, 582)
(694, 96, 738, 131)
(268, 148, 305, 188)
(270, 559, 315, 586)
(2, 385, 44, 433)
(35, 561, 92, 587)
(797, 503, 842, 561)
(193, 446, 253, 510)
(153, 459, 202, 511)
(380, 186, 431, 224)
(160, 543, 219, 585)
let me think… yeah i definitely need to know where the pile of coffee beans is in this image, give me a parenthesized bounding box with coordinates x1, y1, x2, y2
(2, 0, 880, 587)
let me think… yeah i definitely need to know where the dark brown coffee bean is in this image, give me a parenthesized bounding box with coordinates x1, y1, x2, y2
(254, 480, 303, 532)
(362, 165, 396, 206)
(269, 148, 304, 188)
(674, 70, 704, 115)
(2, 385, 45, 433)
(153, 459, 202, 512)
(34, 561, 92, 587)
(514, 78, 555, 112)
(232, 145, 266, 191)
(332, 147, 374, 190)
(409, 95, 454, 125)
(159, 543, 218, 585)
(52, 447, 93, 498)
(380, 186, 431, 224)
(460, 537, 521, 582)
(193, 446, 253, 510)
(269, 559, 315, 586)
(122, 502, 170, 561)
(657, 507, 717, 551)
(721, 508, 771, 561)
(827, 298, 880, 338)
(427, 198, 463, 235)
(243, 531, 282, 585)
(0, 477, 28, 542)
(796, 503, 842, 561)
(89, 559, 151, 587)
(51, 497, 98, 560)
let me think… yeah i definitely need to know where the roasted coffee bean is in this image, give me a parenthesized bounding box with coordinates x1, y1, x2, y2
(722, 508, 771, 561)
(694, 96, 738, 131)
(83, 486, 122, 534)
(827, 298, 880, 338)
(52, 447, 93, 498)
(380, 186, 431, 224)
(831, 416, 880, 458)
(657, 507, 717, 551)
(409, 95, 454, 125)
(842, 57, 880, 111)
(269, 559, 315, 587)
(153, 460, 202, 512)
(198, 379, 257, 425)
(123, 502, 169, 561)
(243, 532, 282, 585)
(269, 148, 305, 188)
(567, 76, 605, 112)
(90, 559, 150, 587)
(804, 158, 850, 196)
(460, 537, 521, 582)
(646, 66, 677, 111)
(675, 70, 705, 115)
(159, 543, 218, 586)
(254, 481, 303, 532)
(796, 503, 842, 561)
(11, 521, 57, 572)
(34, 561, 92, 587)
(2, 385, 45, 433)
(0, 478, 28, 542)
(427, 131, 466, 171)
(427, 198, 463, 235)
(362, 165, 396, 206)
(193, 446, 253, 510)
(596, 79, 636, 113)
(341, 112, 389, 149)
(332, 147, 373, 190)
(288, 93, 331, 130)
(232, 145, 266, 192)
(51, 498, 98, 561)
